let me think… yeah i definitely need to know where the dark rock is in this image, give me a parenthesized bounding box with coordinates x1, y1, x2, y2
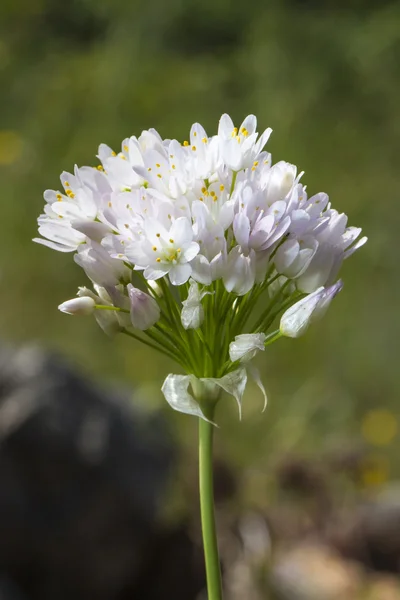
(0, 344, 175, 600)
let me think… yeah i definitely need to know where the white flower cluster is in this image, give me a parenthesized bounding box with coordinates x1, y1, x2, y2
(35, 114, 366, 420)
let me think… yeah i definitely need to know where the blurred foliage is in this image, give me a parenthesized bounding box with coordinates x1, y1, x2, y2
(0, 0, 399, 494)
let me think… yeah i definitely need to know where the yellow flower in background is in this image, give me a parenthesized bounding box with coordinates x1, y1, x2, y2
(0, 131, 23, 166)
(361, 454, 390, 488)
(361, 409, 398, 446)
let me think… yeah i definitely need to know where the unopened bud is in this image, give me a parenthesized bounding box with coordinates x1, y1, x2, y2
(127, 284, 160, 330)
(58, 296, 95, 316)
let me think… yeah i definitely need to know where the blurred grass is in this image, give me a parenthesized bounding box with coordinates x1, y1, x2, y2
(0, 0, 399, 488)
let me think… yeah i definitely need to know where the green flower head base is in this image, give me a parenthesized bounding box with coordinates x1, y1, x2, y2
(37, 114, 366, 422)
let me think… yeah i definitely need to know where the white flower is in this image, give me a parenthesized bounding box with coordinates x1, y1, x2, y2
(36, 114, 366, 419)
(280, 280, 343, 338)
(218, 114, 272, 171)
(58, 296, 95, 316)
(127, 284, 160, 330)
(129, 217, 200, 286)
(229, 333, 266, 362)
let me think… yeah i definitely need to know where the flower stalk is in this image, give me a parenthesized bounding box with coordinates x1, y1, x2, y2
(199, 418, 223, 600)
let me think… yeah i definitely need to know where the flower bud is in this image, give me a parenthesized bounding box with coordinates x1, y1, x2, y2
(181, 280, 204, 330)
(229, 333, 266, 363)
(78, 286, 121, 336)
(280, 280, 343, 338)
(127, 284, 160, 330)
(58, 296, 95, 316)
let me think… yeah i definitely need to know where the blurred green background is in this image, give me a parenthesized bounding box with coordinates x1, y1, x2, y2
(0, 0, 399, 507)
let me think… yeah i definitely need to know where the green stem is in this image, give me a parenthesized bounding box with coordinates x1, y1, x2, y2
(199, 418, 223, 600)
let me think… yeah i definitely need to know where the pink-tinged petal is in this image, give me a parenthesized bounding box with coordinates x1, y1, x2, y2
(296, 247, 335, 293)
(343, 236, 368, 259)
(261, 215, 291, 249)
(275, 239, 300, 273)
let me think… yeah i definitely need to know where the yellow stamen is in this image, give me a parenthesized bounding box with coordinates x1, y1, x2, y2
(111, 151, 117, 157)
(156, 257, 161, 263)
(183, 140, 189, 146)
(191, 145, 196, 151)
(156, 163, 161, 168)
(152, 246, 157, 251)
(202, 137, 208, 143)
(219, 184, 225, 191)
(123, 145, 128, 152)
